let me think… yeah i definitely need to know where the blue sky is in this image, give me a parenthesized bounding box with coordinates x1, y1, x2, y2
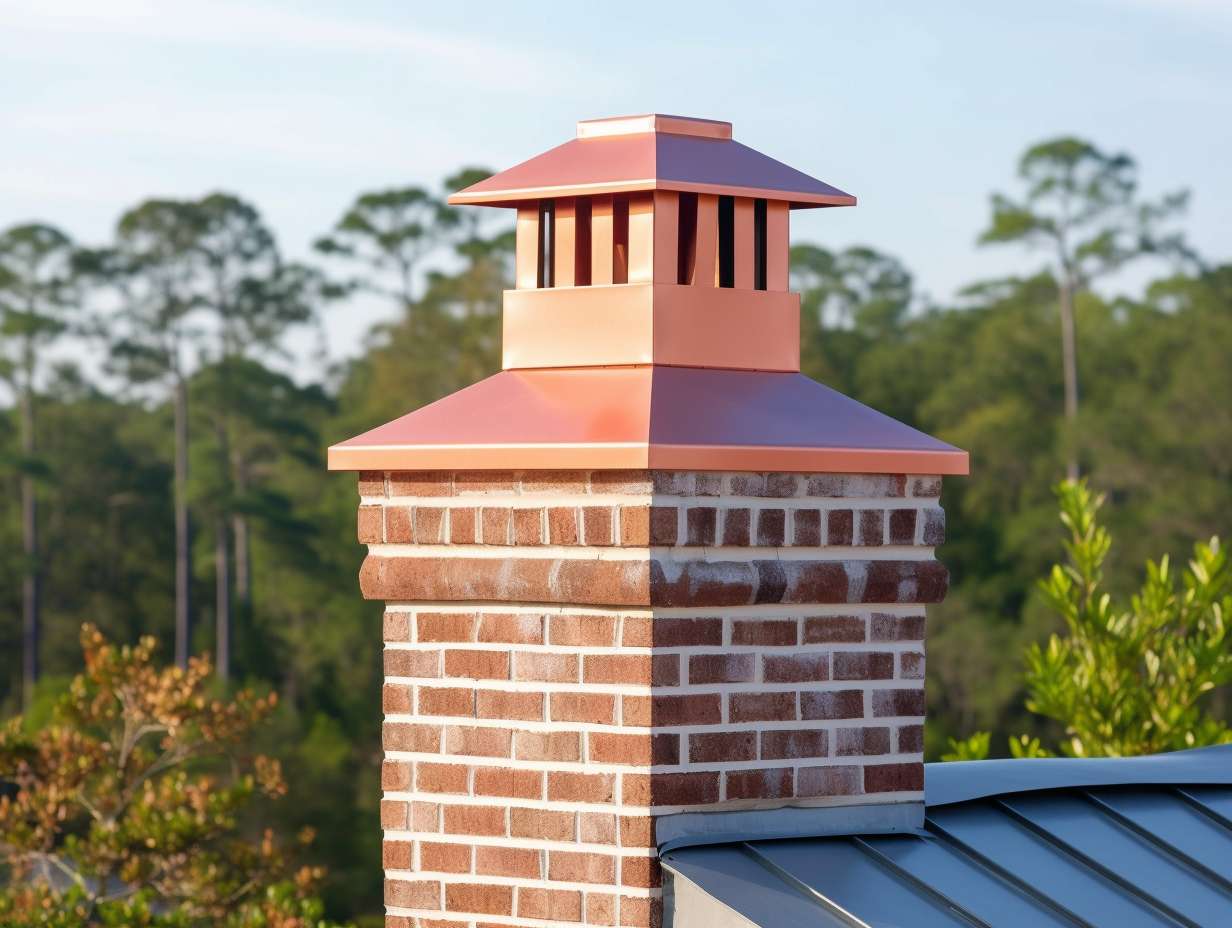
(2, 0, 1230, 374)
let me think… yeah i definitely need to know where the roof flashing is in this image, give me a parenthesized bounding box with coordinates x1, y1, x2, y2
(576, 113, 733, 140)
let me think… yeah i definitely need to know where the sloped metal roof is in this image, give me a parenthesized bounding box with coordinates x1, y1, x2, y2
(662, 745, 1232, 927)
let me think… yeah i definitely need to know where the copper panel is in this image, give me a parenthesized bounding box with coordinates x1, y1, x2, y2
(651, 286, 799, 372)
(765, 201, 789, 291)
(652, 190, 679, 284)
(627, 194, 654, 284)
(591, 195, 614, 286)
(515, 206, 539, 289)
(733, 197, 755, 290)
(553, 198, 578, 287)
(577, 113, 733, 140)
(693, 194, 718, 287)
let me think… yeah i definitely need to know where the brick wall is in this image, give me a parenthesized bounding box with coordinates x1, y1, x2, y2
(361, 470, 945, 927)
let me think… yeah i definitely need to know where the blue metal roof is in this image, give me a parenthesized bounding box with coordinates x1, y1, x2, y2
(662, 745, 1232, 927)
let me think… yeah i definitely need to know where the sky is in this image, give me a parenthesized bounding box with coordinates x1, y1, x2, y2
(2, 0, 1230, 379)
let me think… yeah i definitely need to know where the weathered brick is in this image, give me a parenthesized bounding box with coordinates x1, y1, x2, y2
(888, 508, 917, 545)
(857, 509, 885, 546)
(901, 651, 925, 679)
(383, 722, 441, 753)
(827, 509, 854, 545)
(836, 726, 891, 756)
(807, 474, 906, 497)
(518, 887, 583, 922)
(833, 651, 895, 680)
(445, 725, 511, 758)
(761, 728, 828, 759)
(442, 803, 506, 836)
(418, 612, 476, 643)
(448, 506, 476, 544)
(763, 653, 829, 683)
(871, 613, 925, 641)
(584, 506, 616, 546)
(765, 473, 801, 497)
(910, 475, 943, 497)
(689, 731, 757, 763)
(865, 762, 924, 793)
(481, 506, 511, 545)
(732, 619, 797, 646)
(721, 507, 751, 545)
(793, 508, 822, 546)
(382, 683, 413, 713)
(418, 686, 473, 717)
(549, 850, 616, 885)
(727, 473, 764, 496)
(384, 878, 441, 909)
(547, 506, 579, 544)
(689, 653, 754, 684)
(514, 729, 581, 762)
(619, 895, 663, 928)
(358, 506, 382, 543)
(922, 507, 946, 545)
(415, 761, 469, 794)
(415, 507, 447, 544)
(358, 470, 384, 497)
(521, 470, 587, 494)
(756, 509, 786, 546)
(385, 506, 412, 542)
(686, 506, 717, 546)
(476, 845, 541, 879)
(861, 560, 949, 603)
(729, 692, 796, 722)
(797, 765, 861, 797)
(726, 768, 793, 800)
(444, 883, 513, 916)
(476, 612, 543, 644)
(652, 471, 693, 495)
(897, 724, 924, 753)
(381, 760, 412, 790)
(649, 506, 678, 545)
(389, 471, 452, 497)
(511, 807, 575, 841)
(550, 613, 617, 647)
(410, 801, 439, 832)
(514, 651, 579, 683)
(803, 614, 866, 643)
(579, 812, 617, 844)
(590, 470, 653, 494)
(382, 839, 413, 869)
(800, 689, 864, 720)
(473, 767, 544, 801)
(548, 771, 616, 804)
(872, 688, 926, 717)
(619, 505, 650, 546)
(454, 470, 516, 494)
(444, 649, 509, 680)
(383, 611, 411, 642)
(622, 694, 721, 727)
(475, 689, 542, 721)
(551, 691, 615, 725)
(513, 507, 543, 545)
(383, 648, 440, 678)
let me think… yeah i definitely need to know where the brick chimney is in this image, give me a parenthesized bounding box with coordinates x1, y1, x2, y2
(330, 114, 967, 928)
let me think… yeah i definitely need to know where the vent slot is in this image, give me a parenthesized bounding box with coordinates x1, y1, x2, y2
(538, 200, 555, 288)
(574, 199, 592, 287)
(677, 192, 698, 284)
(612, 196, 629, 285)
(754, 198, 768, 291)
(718, 195, 735, 288)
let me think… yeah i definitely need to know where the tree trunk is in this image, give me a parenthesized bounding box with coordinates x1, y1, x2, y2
(20, 385, 39, 710)
(215, 515, 231, 682)
(233, 455, 251, 617)
(174, 376, 191, 669)
(1058, 278, 1080, 481)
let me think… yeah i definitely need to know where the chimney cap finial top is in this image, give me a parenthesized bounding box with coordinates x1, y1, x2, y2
(576, 114, 733, 140)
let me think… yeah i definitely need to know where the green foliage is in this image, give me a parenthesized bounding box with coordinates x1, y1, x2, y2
(940, 731, 991, 762)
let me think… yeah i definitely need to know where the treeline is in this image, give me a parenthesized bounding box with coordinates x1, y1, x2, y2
(2, 139, 1229, 920)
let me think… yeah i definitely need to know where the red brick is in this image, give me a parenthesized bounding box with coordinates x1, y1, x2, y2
(807, 474, 905, 497)
(780, 561, 849, 604)
(622, 693, 721, 727)
(417, 686, 473, 717)
(384, 879, 441, 909)
(619, 895, 663, 928)
(621, 855, 662, 889)
(833, 651, 894, 680)
(444, 650, 510, 680)
(442, 804, 506, 837)
(694, 473, 722, 496)
(380, 799, 408, 829)
(836, 726, 891, 756)
(514, 729, 581, 762)
(445, 725, 511, 758)
(475, 689, 542, 721)
(872, 687, 926, 717)
(454, 470, 516, 494)
(590, 732, 679, 766)
(415, 507, 447, 544)
(521, 470, 587, 494)
(476, 612, 543, 644)
(511, 807, 575, 841)
(583, 506, 615, 545)
(416, 761, 469, 794)
(383, 722, 441, 752)
(765, 473, 801, 497)
(550, 613, 617, 647)
(410, 801, 439, 832)
(688, 731, 757, 763)
(518, 887, 582, 922)
(619, 505, 650, 546)
(449, 507, 476, 544)
(888, 508, 917, 545)
(418, 612, 475, 643)
(922, 507, 946, 545)
(652, 471, 692, 495)
(548, 850, 616, 884)
(763, 653, 829, 683)
(579, 812, 617, 844)
(584, 653, 672, 686)
(475, 845, 541, 879)
(619, 816, 655, 848)
(548, 771, 615, 804)
(827, 509, 853, 545)
(514, 651, 578, 682)
(382, 760, 411, 790)
(898, 724, 924, 753)
(649, 506, 678, 545)
(800, 689, 864, 720)
(901, 651, 925, 679)
(726, 768, 793, 800)
(797, 765, 861, 797)
(551, 691, 616, 725)
(688, 653, 754, 684)
(548, 506, 579, 544)
(721, 507, 751, 545)
(756, 509, 786, 546)
(389, 471, 451, 496)
(623, 772, 719, 807)
(729, 692, 796, 722)
(358, 505, 382, 543)
(861, 560, 948, 603)
(865, 761, 924, 793)
(685, 506, 717, 546)
(383, 611, 411, 642)
(444, 883, 513, 916)
(481, 507, 511, 545)
(383, 839, 413, 869)
(803, 615, 866, 643)
(513, 508, 543, 545)
(732, 619, 797, 646)
(910, 475, 942, 497)
(761, 728, 828, 759)
(383, 683, 413, 713)
(358, 470, 384, 497)
(385, 506, 412, 542)
(474, 766, 543, 799)
(588, 890, 619, 925)
(871, 613, 925, 641)
(623, 617, 723, 648)
(793, 508, 822, 546)
(591, 470, 653, 494)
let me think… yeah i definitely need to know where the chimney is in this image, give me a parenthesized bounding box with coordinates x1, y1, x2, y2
(329, 114, 967, 928)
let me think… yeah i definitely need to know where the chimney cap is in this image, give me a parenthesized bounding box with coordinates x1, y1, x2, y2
(447, 114, 856, 209)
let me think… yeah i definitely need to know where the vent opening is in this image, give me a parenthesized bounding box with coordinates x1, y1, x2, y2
(677, 192, 698, 285)
(612, 197, 629, 285)
(718, 195, 734, 288)
(754, 199, 767, 291)
(538, 200, 555, 288)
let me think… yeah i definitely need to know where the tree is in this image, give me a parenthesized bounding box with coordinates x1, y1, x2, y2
(0, 224, 77, 709)
(0, 624, 350, 926)
(978, 138, 1189, 479)
(944, 480, 1232, 760)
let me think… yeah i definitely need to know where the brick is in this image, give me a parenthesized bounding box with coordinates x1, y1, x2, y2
(780, 561, 848, 603)
(444, 650, 510, 680)
(836, 726, 891, 756)
(417, 686, 473, 717)
(418, 612, 476, 643)
(383, 839, 413, 869)
(686, 506, 717, 546)
(383, 722, 441, 753)
(448, 506, 476, 544)
(860, 559, 949, 604)
(454, 470, 516, 494)
(872, 688, 926, 717)
(727, 473, 764, 496)
(550, 850, 616, 885)
(590, 732, 678, 765)
(765, 473, 801, 497)
(380, 799, 408, 829)
(827, 509, 853, 545)
(415, 507, 447, 544)
(898, 724, 924, 753)
(589, 894, 619, 927)
(803, 615, 866, 643)
(444, 883, 513, 916)
(689, 731, 757, 763)
(383, 611, 411, 642)
(721, 507, 751, 545)
(730, 692, 796, 722)
(793, 509, 822, 546)
(619, 895, 663, 928)
(481, 506, 511, 545)
(474, 766, 543, 799)
(383, 683, 413, 713)
(761, 728, 828, 760)
(358, 505, 382, 543)
(476, 845, 541, 879)
(800, 689, 864, 720)
(384, 879, 441, 909)
(514, 651, 578, 683)
(476, 612, 543, 644)
(358, 470, 384, 497)
(807, 474, 905, 497)
(475, 689, 543, 721)
(888, 508, 917, 545)
(833, 651, 894, 680)
(584, 653, 676, 686)
(521, 470, 587, 494)
(416, 761, 470, 794)
(579, 812, 617, 844)
(623, 772, 719, 807)
(621, 854, 662, 889)
(901, 651, 925, 679)
(389, 471, 451, 496)
(445, 725, 512, 758)
(731, 619, 797, 646)
(622, 694, 721, 727)
(865, 762, 924, 793)
(619, 816, 655, 848)
(649, 506, 678, 545)
(857, 509, 885, 546)
(382, 760, 412, 790)
(410, 801, 439, 832)
(511, 807, 575, 841)
(694, 472, 722, 496)
(763, 653, 829, 683)
(548, 771, 616, 804)
(756, 509, 786, 546)
(514, 729, 581, 762)
(797, 765, 861, 797)
(443, 804, 506, 837)
(584, 506, 615, 546)
(621, 616, 723, 648)
(910, 475, 943, 497)
(620, 505, 651, 545)
(518, 887, 583, 922)
(871, 613, 925, 641)
(513, 507, 543, 545)
(922, 507, 946, 545)
(551, 691, 616, 725)
(590, 470, 653, 495)
(726, 768, 793, 800)
(550, 613, 617, 647)
(548, 506, 580, 545)
(385, 506, 412, 542)
(689, 653, 754, 684)
(652, 471, 693, 495)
